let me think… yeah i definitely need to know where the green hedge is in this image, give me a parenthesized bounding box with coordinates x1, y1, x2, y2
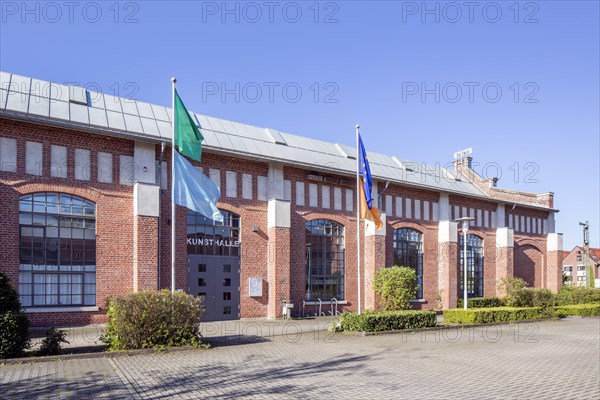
(555, 287, 600, 306)
(457, 296, 505, 309)
(339, 310, 437, 332)
(443, 307, 552, 324)
(554, 304, 600, 317)
(101, 290, 204, 351)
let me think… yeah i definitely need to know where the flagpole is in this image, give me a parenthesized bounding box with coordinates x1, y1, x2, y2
(356, 124, 361, 315)
(171, 77, 177, 293)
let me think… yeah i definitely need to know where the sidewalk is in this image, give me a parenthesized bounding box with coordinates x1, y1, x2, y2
(28, 316, 340, 351)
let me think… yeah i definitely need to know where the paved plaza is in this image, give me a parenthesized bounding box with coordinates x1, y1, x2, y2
(1, 317, 599, 399)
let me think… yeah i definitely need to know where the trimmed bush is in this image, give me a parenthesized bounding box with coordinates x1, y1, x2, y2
(101, 290, 204, 351)
(373, 266, 419, 311)
(457, 296, 505, 309)
(554, 304, 600, 317)
(0, 272, 30, 359)
(37, 328, 69, 356)
(339, 310, 437, 332)
(555, 286, 600, 306)
(530, 288, 555, 308)
(443, 307, 552, 324)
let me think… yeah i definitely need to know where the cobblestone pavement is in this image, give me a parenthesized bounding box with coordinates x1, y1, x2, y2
(2, 318, 599, 399)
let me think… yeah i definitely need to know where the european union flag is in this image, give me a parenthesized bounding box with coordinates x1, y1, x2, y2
(359, 134, 374, 209)
(358, 134, 383, 229)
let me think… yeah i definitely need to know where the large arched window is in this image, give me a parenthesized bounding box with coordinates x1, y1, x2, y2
(305, 220, 345, 301)
(393, 228, 424, 299)
(458, 234, 484, 298)
(186, 210, 240, 257)
(18, 193, 96, 307)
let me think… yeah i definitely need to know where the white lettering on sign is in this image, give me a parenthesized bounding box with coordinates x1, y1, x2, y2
(187, 238, 240, 248)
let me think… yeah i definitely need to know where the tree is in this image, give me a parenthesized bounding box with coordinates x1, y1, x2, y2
(0, 272, 31, 358)
(373, 266, 418, 311)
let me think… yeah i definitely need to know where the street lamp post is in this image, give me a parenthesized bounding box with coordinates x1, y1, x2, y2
(579, 221, 590, 287)
(454, 217, 475, 310)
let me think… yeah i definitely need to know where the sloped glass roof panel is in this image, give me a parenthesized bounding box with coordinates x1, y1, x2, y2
(69, 86, 88, 105)
(120, 99, 138, 115)
(103, 93, 122, 112)
(219, 119, 239, 135)
(69, 103, 89, 124)
(9, 74, 30, 93)
(123, 114, 143, 133)
(89, 107, 108, 128)
(152, 104, 170, 122)
(5, 90, 29, 113)
(243, 124, 270, 141)
(201, 129, 221, 147)
(0, 89, 8, 109)
(50, 82, 69, 101)
(30, 79, 50, 97)
(106, 110, 126, 130)
(195, 114, 212, 131)
(88, 91, 105, 109)
(0, 72, 11, 91)
(230, 121, 249, 137)
(140, 117, 160, 137)
(205, 116, 225, 133)
(156, 120, 172, 138)
(238, 136, 262, 155)
(50, 100, 69, 120)
(227, 134, 249, 153)
(216, 133, 235, 151)
(136, 102, 155, 119)
(28, 95, 50, 117)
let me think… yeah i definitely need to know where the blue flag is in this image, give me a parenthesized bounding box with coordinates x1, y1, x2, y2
(358, 134, 383, 229)
(358, 134, 374, 209)
(173, 150, 223, 222)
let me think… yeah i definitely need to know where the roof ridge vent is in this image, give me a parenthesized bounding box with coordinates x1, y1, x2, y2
(265, 128, 287, 145)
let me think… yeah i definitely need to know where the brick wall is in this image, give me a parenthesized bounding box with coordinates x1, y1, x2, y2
(0, 117, 560, 326)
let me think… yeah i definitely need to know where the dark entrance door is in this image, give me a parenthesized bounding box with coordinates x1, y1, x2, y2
(189, 255, 240, 321)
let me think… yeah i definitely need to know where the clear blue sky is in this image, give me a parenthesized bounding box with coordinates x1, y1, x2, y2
(1, 0, 598, 249)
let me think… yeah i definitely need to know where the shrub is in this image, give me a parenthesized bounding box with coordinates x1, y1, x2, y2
(37, 328, 69, 356)
(101, 290, 204, 351)
(497, 277, 529, 307)
(457, 296, 505, 309)
(531, 288, 555, 308)
(339, 310, 437, 332)
(554, 304, 600, 317)
(0, 272, 30, 359)
(555, 286, 600, 306)
(0, 273, 21, 314)
(443, 307, 552, 324)
(373, 266, 419, 311)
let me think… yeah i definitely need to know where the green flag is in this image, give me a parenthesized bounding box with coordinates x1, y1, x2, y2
(174, 90, 204, 162)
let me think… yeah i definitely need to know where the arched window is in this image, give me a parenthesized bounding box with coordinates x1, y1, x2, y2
(393, 228, 424, 299)
(305, 220, 345, 301)
(458, 234, 484, 298)
(187, 210, 240, 257)
(18, 193, 96, 307)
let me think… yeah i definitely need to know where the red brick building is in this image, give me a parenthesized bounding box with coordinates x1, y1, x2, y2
(562, 247, 600, 287)
(0, 72, 564, 326)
